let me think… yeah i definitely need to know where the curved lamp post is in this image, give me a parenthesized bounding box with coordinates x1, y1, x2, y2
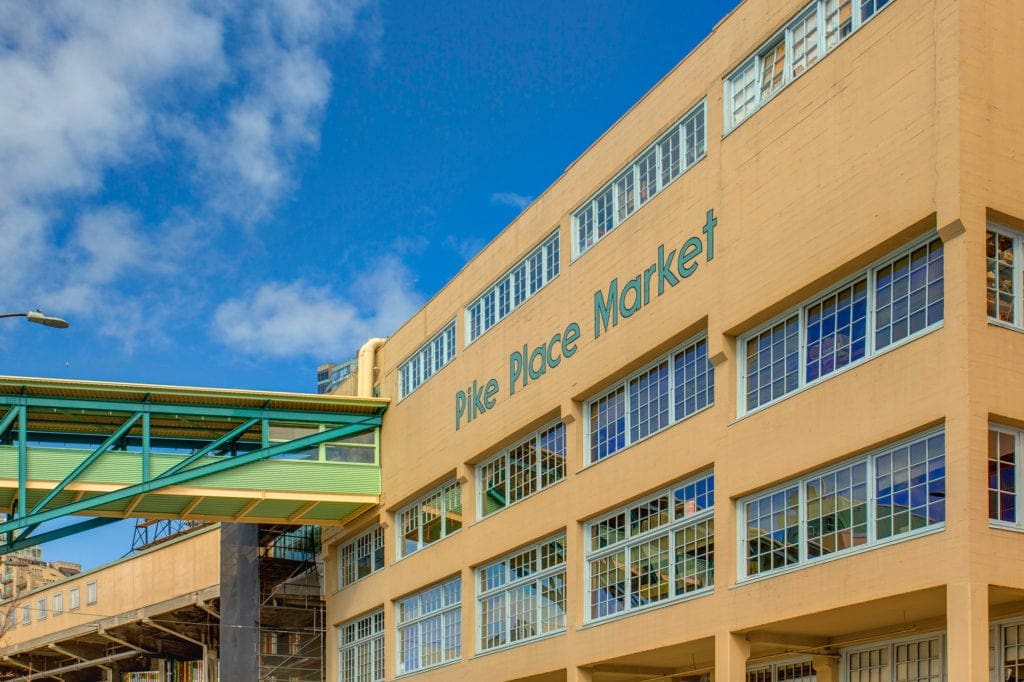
(0, 310, 70, 329)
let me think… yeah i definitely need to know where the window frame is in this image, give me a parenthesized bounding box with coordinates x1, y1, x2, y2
(395, 576, 462, 676)
(52, 592, 63, 617)
(992, 617, 1024, 682)
(465, 231, 560, 346)
(841, 631, 944, 682)
(737, 235, 944, 416)
(572, 100, 707, 259)
(738, 427, 946, 582)
(396, 480, 463, 560)
(986, 222, 1024, 329)
(988, 423, 1024, 530)
(69, 586, 80, 611)
(338, 608, 385, 682)
(37, 597, 46, 621)
(476, 533, 567, 653)
(584, 333, 714, 465)
(477, 421, 567, 520)
(584, 470, 715, 624)
(745, 658, 816, 681)
(86, 580, 97, 605)
(338, 525, 385, 590)
(398, 320, 458, 401)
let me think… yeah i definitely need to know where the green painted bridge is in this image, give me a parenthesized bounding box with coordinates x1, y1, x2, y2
(0, 376, 387, 551)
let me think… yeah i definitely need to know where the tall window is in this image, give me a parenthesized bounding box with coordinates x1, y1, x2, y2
(69, 587, 80, 610)
(398, 321, 457, 400)
(477, 534, 566, 652)
(53, 593, 63, 616)
(989, 425, 1023, 527)
(586, 335, 713, 464)
(845, 634, 942, 682)
(586, 472, 714, 622)
(466, 232, 559, 344)
(339, 526, 385, 589)
(397, 481, 462, 559)
(986, 223, 1024, 327)
(995, 619, 1024, 682)
(338, 609, 384, 682)
(741, 237, 943, 414)
(741, 428, 945, 580)
(478, 422, 566, 518)
(725, 0, 895, 131)
(396, 576, 461, 675)
(573, 101, 706, 257)
(37, 597, 46, 621)
(86, 581, 97, 605)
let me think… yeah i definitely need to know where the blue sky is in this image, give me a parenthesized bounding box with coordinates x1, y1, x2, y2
(1, 0, 737, 568)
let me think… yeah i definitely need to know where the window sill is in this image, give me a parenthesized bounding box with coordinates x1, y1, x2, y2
(395, 658, 462, 679)
(471, 629, 565, 660)
(989, 520, 1024, 533)
(987, 318, 1024, 334)
(578, 585, 714, 631)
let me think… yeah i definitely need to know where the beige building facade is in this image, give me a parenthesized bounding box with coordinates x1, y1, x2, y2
(324, 0, 1024, 680)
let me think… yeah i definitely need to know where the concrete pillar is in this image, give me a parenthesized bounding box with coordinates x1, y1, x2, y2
(713, 632, 750, 682)
(811, 655, 839, 682)
(220, 523, 260, 681)
(946, 581, 989, 681)
(570, 666, 594, 682)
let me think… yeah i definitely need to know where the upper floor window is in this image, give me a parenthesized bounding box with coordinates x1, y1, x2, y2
(21, 603, 30, 625)
(586, 471, 714, 622)
(338, 609, 384, 682)
(398, 321, 457, 400)
(477, 533, 566, 652)
(37, 597, 46, 621)
(989, 424, 1023, 528)
(69, 587, 80, 610)
(741, 428, 945, 581)
(52, 593, 62, 616)
(86, 581, 97, 605)
(586, 334, 713, 464)
(396, 576, 461, 675)
(466, 231, 560, 345)
(725, 0, 894, 132)
(478, 422, 566, 518)
(397, 481, 462, 559)
(339, 525, 385, 589)
(986, 223, 1024, 327)
(572, 101, 706, 258)
(740, 236, 943, 415)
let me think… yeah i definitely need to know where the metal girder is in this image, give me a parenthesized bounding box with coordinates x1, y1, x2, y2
(161, 417, 260, 478)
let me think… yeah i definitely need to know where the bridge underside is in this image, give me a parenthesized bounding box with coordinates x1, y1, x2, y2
(0, 376, 387, 551)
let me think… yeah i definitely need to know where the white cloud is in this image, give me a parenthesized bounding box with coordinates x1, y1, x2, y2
(490, 192, 533, 210)
(211, 257, 422, 359)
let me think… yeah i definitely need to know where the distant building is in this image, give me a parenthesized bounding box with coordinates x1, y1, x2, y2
(316, 359, 357, 394)
(0, 547, 80, 601)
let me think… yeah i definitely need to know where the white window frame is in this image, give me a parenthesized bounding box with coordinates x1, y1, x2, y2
(842, 631, 945, 681)
(477, 421, 566, 520)
(738, 235, 944, 416)
(584, 333, 714, 465)
(465, 231, 560, 346)
(36, 597, 46, 621)
(991, 617, 1024, 682)
(52, 592, 62, 617)
(738, 427, 945, 582)
(338, 525, 385, 590)
(395, 576, 461, 676)
(398, 320, 458, 401)
(572, 100, 706, 259)
(476, 533, 567, 653)
(723, 0, 895, 133)
(338, 608, 385, 682)
(988, 424, 1024, 531)
(21, 603, 30, 625)
(397, 480, 462, 559)
(584, 470, 714, 623)
(986, 222, 1024, 329)
(69, 586, 80, 611)
(745, 657, 816, 681)
(86, 581, 97, 605)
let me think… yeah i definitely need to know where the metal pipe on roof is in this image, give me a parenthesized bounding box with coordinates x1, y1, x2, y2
(357, 338, 387, 397)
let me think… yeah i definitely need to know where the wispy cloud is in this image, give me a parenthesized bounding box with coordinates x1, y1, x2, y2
(490, 192, 533, 210)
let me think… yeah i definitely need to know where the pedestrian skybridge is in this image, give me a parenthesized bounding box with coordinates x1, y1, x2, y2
(0, 376, 386, 552)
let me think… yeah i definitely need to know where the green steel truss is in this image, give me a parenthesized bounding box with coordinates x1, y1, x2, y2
(0, 377, 387, 552)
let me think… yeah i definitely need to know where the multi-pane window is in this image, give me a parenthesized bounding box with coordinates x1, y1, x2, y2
(586, 472, 714, 622)
(22, 603, 30, 625)
(724, 0, 896, 131)
(573, 101, 706, 257)
(398, 321, 457, 400)
(479, 422, 566, 518)
(988, 425, 1023, 527)
(845, 635, 942, 682)
(338, 609, 384, 682)
(466, 232, 559, 344)
(477, 534, 566, 652)
(995, 620, 1024, 682)
(37, 597, 46, 620)
(741, 237, 943, 414)
(69, 587, 80, 610)
(396, 577, 461, 675)
(741, 428, 945, 580)
(986, 223, 1024, 327)
(86, 581, 97, 605)
(397, 481, 462, 559)
(586, 335, 714, 464)
(746, 660, 815, 681)
(339, 526, 385, 589)
(53, 593, 62, 616)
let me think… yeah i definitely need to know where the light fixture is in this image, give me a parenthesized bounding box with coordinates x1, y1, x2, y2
(0, 310, 70, 329)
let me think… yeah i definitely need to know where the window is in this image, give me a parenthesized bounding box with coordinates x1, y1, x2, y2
(466, 232, 560, 344)
(69, 587, 80, 610)
(994, 619, 1024, 682)
(478, 534, 566, 652)
(746, 659, 815, 681)
(37, 597, 46, 621)
(86, 581, 97, 605)
(339, 609, 384, 682)
(845, 634, 942, 682)
(586, 335, 713, 464)
(479, 422, 566, 518)
(21, 603, 30, 625)
(986, 223, 1024, 327)
(741, 428, 945, 581)
(740, 237, 943, 414)
(396, 576, 461, 675)
(262, 631, 278, 655)
(339, 526, 385, 589)
(586, 471, 714, 622)
(573, 101, 706, 257)
(53, 593, 62, 616)
(724, 0, 896, 131)
(398, 321, 457, 400)
(988, 425, 1024, 527)
(397, 481, 462, 559)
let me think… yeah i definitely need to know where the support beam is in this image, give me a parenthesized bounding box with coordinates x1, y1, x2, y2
(162, 417, 260, 478)
(98, 630, 152, 655)
(288, 501, 318, 522)
(142, 617, 205, 649)
(746, 631, 830, 648)
(592, 664, 676, 676)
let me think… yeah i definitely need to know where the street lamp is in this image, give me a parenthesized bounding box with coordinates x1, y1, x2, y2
(0, 310, 70, 329)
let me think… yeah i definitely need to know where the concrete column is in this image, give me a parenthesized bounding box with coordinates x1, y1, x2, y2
(713, 632, 750, 682)
(570, 666, 594, 682)
(946, 581, 989, 681)
(219, 523, 260, 682)
(811, 655, 839, 682)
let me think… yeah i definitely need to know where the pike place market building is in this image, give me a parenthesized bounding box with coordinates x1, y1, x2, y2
(340, 0, 1019, 679)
